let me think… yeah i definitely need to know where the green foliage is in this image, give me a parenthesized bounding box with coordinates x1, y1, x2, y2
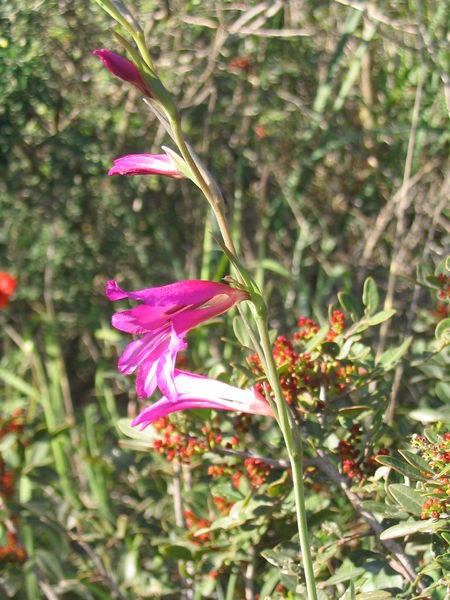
(1, 0, 449, 598)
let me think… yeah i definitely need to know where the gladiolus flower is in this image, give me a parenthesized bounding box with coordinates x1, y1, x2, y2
(93, 49, 153, 97)
(108, 152, 184, 178)
(106, 280, 248, 400)
(132, 369, 274, 429)
(0, 273, 17, 309)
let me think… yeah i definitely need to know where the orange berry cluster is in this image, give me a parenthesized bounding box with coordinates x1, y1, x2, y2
(152, 417, 211, 463)
(411, 433, 450, 520)
(0, 531, 26, 564)
(208, 457, 273, 489)
(244, 458, 272, 487)
(0, 411, 24, 499)
(183, 510, 212, 543)
(437, 274, 450, 300)
(248, 311, 357, 411)
(338, 425, 388, 481)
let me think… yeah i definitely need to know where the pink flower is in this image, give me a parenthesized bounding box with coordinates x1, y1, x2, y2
(132, 369, 274, 428)
(106, 280, 248, 400)
(93, 49, 153, 97)
(108, 152, 184, 178)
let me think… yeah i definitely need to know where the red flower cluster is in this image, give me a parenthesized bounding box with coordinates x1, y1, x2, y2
(338, 425, 388, 481)
(248, 311, 357, 412)
(0, 272, 17, 309)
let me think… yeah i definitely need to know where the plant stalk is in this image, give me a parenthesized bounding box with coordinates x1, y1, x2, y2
(255, 316, 318, 600)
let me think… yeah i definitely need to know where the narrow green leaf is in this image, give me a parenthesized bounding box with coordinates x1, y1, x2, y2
(409, 406, 450, 423)
(378, 336, 412, 369)
(232, 316, 250, 349)
(398, 450, 433, 475)
(363, 309, 396, 327)
(380, 519, 442, 540)
(303, 324, 330, 353)
(338, 291, 362, 321)
(117, 418, 157, 442)
(375, 455, 428, 481)
(356, 592, 392, 599)
(362, 277, 379, 314)
(388, 484, 423, 516)
(435, 318, 450, 342)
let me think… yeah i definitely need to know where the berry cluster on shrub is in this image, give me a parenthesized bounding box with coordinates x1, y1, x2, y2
(0, 410, 27, 565)
(338, 424, 389, 481)
(248, 311, 360, 413)
(411, 433, 450, 520)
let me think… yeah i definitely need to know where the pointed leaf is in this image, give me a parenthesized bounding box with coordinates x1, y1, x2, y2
(303, 324, 330, 353)
(388, 484, 423, 515)
(362, 277, 379, 314)
(398, 450, 433, 475)
(378, 336, 412, 369)
(380, 519, 443, 540)
(338, 291, 362, 321)
(375, 455, 428, 481)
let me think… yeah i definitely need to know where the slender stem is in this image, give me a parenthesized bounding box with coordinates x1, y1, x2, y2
(170, 118, 238, 258)
(169, 92, 317, 600)
(255, 316, 318, 600)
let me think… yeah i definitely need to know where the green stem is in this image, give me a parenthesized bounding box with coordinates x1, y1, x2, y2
(255, 315, 318, 600)
(169, 91, 317, 600)
(170, 118, 238, 259)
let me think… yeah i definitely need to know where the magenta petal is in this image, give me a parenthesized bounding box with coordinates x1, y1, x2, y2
(108, 154, 183, 178)
(118, 331, 168, 375)
(136, 360, 159, 398)
(93, 49, 152, 97)
(107, 279, 247, 307)
(131, 369, 274, 429)
(106, 280, 128, 301)
(112, 305, 167, 334)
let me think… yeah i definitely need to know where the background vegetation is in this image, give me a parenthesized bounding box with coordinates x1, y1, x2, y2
(0, 0, 448, 598)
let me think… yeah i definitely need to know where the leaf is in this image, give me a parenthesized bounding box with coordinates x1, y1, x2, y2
(409, 406, 450, 424)
(435, 318, 450, 342)
(388, 484, 423, 516)
(336, 335, 362, 359)
(303, 324, 330, 353)
(323, 565, 365, 586)
(378, 336, 412, 369)
(424, 428, 439, 444)
(117, 418, 157, 443)
(380, 519, 443, 540)
(253, 259, 291, 279)
(0, 368, 37, 399)
(232, 316, 251, 349)
(356, 592, 393, 599)
(375, 455, 428, 481)
(160, 543, 194, 560)
(362, 309, 396, 328)
(338, 291, 362, 321)
(362, 277, 379, 314)
(337, 405, 371, 417)
(398, 450, 433, 475)
(162, 146, 196, 182)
